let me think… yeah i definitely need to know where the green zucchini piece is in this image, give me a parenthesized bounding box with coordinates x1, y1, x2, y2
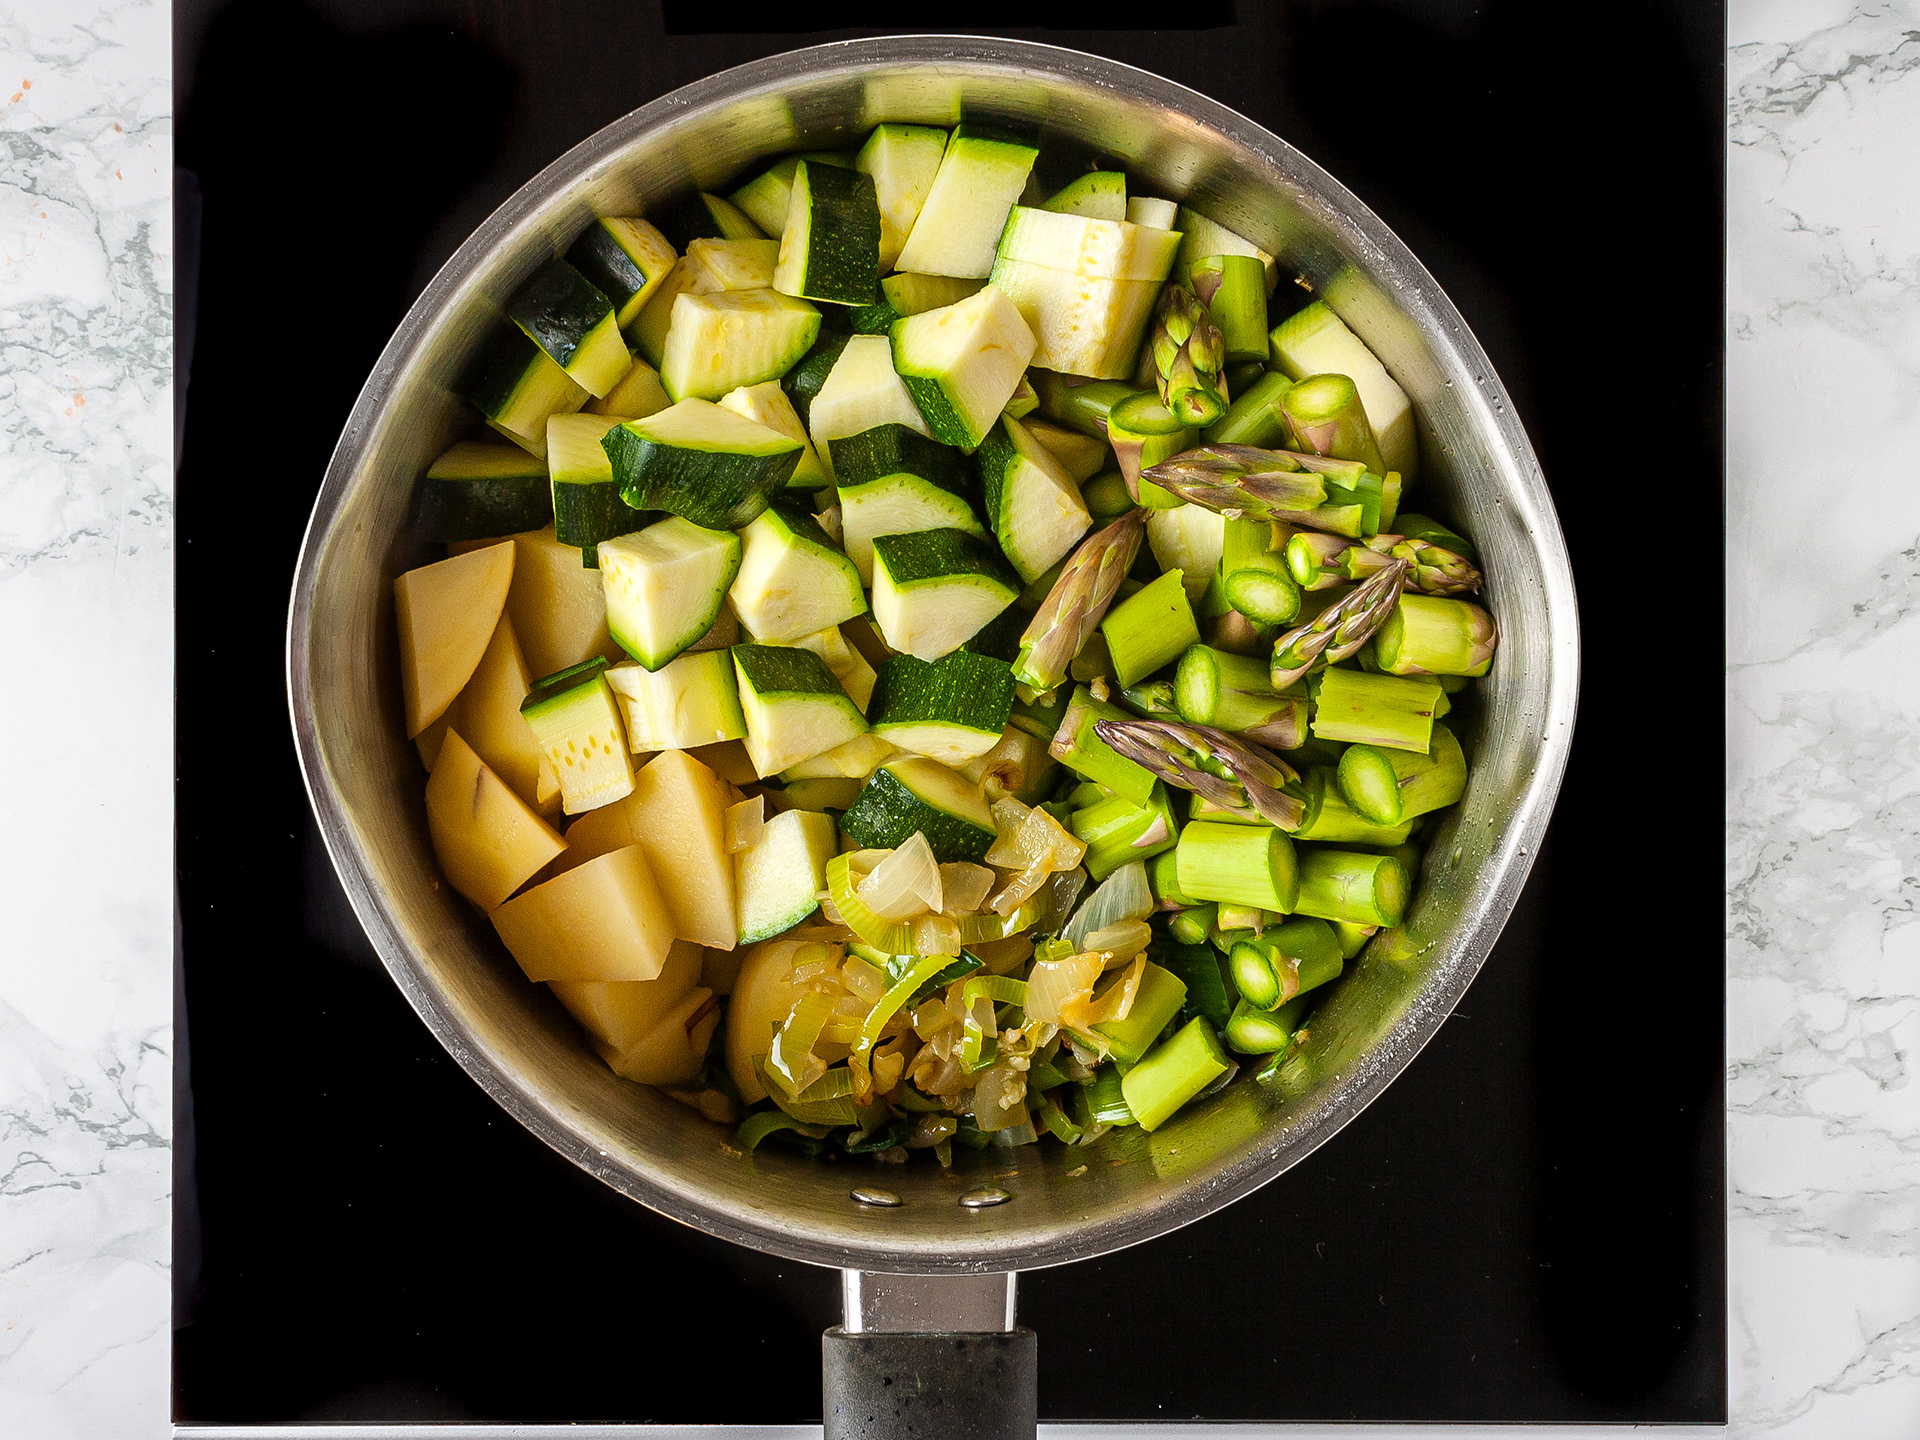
(781, 329, 853, 430)
(829, 422, 984, 583)
(773, 160, 882, 306)
(604, 398, 802, 531)
(806, 334, 933, 477)
(660, 189, 766, 250)
(519, 658, 635, 815)
(565, 216, 678, 329)
(658, 288, 821, 402)
(727, 153, 855, 238)
(789, 623, 878, 711)
(857, 124, 948, 270)
(507, 258, 631, 399)
(547, 412, 649, 560)
(1100, 568, 1200, 690)
(976, 414, 1092, 583)
(1125, 195, 1178, 229)
(597, 516, 743, 671)
(867, 651, 1015, 766)
(840, 755, 997, 863)
(780, 731, 898, 782)
(416, 441, 553, 541)
(881, 272, 985, 316)
(890, 283, 1038, 450)
(895, 125, 1039, 280)
(780, 777, 864, 812)
(990, 208, 1181, 378)
(736, 808, 838, 944)
(1173, 206, 1277, 291)
(1021, 417, 1110, 484)
(1041, 170, 1127, 221)
(605, 649, 747, 750)
(627, 240, 779, 364)
(958, 603, 1026, 664)
(869, 528, 1020, 662)
(1269, 300, 1416, 479)
(586, 354, 672, 421)
(732, 642, 870, 777)
(717, 380, 829, 488)
(729, 497, 867, 644)
(462, 322, 589, 458)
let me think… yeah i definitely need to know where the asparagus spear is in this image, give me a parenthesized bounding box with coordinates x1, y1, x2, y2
(1267, 558, 1410, 689)
(1090, 718, 1305, 830)
(1388, 536, 1482, 595)
(1120, 678, 1181, 720)
(1012, 508, 1147, 693)
(1139, 444, 1327, 521)
(1150, 283, 1230, 427)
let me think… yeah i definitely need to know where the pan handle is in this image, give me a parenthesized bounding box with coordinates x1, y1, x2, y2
(823, 1271, 1036, 1440)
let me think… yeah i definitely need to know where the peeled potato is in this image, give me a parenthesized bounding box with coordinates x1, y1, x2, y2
(450, 612, 550, 811)
(605, 987, 721, 1087)
(394, 541, 515, 737)
(625, 750, 739, 950)
(490, 844, 673, 982)
(424, 730, 564, 911)
(724, 938, 850, 1103)
(549, 938, 702, 1053)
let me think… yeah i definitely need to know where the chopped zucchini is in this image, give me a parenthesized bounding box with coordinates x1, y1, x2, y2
(996, 205, 1184, 280)
(728, 153, 854, 238)
(868, 651, 1016, 766)
(774, 160, 882, 306)
(597, 516, 743, 671)
(658, 289, 822, 402)
(1020, 417, 1110, 484)
(1269, 300, 1417, 479)
(732, 642, 870, 776)
(729, 497, 866, 644)
(586, 354, 672, 420)
(869, 528, 1021, 661)
(687, 236, 781, 291)
(1146, 502, 1229, 609)
(1174, 206, 1277, 291)
(520, 658, 636, 814)
(780, 777, 864, 811)
(894, 125, 1040, 279)
(781, 329, 853, 429)
(806, 334, 933, 477)
(718, 380, 829, 487)
(881, 271, 985, 316)
(736, 808, 838, 943)
(976, 414, 1092, 583)
(1041, 170, 1127, 221)
(416, 441, 552, 541)
(840, 755, 997, 862)
(508, 258, 631, 399)
(789, 624, 878, 711)
(780, 731, 898, 782)
(565, 216, 677, 328)
(604, 397, 802, 530)
(989, 209, 1180, 379)
(605, 649, 747, 750)
(1125, 195, 1179, 229)
(890, 283, 1038, 449)
(661, 189, 766, 249)
(1003, 373, 1038, 419)
(547, 412, 648, 559)
(830, 422, 985, 583)
(857, 124, 948, 270)
(462, 322, 589, 458)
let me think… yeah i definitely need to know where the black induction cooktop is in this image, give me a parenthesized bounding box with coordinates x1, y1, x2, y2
(172, 1, 1725, 1425)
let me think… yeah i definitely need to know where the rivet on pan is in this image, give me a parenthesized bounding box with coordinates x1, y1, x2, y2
(851, 1187, 903, 1208)
(959, 1186, 1012, 1209)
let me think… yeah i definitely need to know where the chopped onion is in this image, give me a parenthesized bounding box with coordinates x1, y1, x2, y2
(840, 954, 888, 1005)
(724, 795, 765, 855)
(912, 913, 963, 957)
(1036, 868, 1087, 934)
(1076, 954, 1147, 1028)
(813, 505, 844, 545)
(984, 797, 1039, 867)
(1024, 954, 1105, 1026)
(970, 933, 1034, 976)
(911, 998, 953, 1041)
(988, 1119, 1039, 1147)
(1081, 919, 1152, 962)
(990, 858, 1052, 916)
(905, 1114, 959, 1149)
(1062, 861, 1153, 947)
(857, 836, 939, 921)
(769, 992, 833, 1094)
(938, 862, 995, 916)
(971, 1062, 1030, 1129)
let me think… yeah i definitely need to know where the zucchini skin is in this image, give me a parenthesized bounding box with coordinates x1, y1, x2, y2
(414, 475, 553, 542)
(508, 259, 616, 371)
(461, 323, 548, 420)
(829, 423, 974, 499)
(566, 222, 654, 324)
(604, 427, 801, 531)
(869, 651, 1015, 733)
(870, 527, 1018, 590)
(780, 161, 882, 306)
(781, 329, 853, 428)
(552, 479, 650, 555)
(840, 765, 995, 863)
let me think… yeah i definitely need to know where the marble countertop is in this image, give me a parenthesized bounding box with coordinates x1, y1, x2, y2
(2, 1, 1915, 1434)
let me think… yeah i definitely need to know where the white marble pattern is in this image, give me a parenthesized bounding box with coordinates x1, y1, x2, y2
(0, 0, 1914, 1434)
(1728, 2, 1920, 1437)
(0, 1, 173, 1438)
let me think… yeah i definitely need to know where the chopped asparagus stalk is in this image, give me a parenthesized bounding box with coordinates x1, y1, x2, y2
(1069, 782, 1179, 880)
(1174, 644, 1307, 746)
(1119, 678, 1180, 721)
(1221, 515, 1301, 627)
(1293, 849, 1409, 928)
(1049, 686, 1158, 805)
(1374, 594, 1497, 676)
(1189, 254, 1270, 365)
(1173, 820, 1299, 912)
(1224, 996, 1305, 1054)
(1309, 667, 1442, 752)
(1167, 903, 1216, 946)
(1292, 768, 1415, 845)
(1335, 743, 1404, 825)
(1100, 568, 1200, 689)
(1091, 960, 1189, 1066)
(1120, 1017, 1231, 1130)
(1203, 370, 1292, 448)
(1276, 372, 1386, 476)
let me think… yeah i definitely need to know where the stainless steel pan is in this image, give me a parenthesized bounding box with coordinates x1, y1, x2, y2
(286, 35, 1578, 1436)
